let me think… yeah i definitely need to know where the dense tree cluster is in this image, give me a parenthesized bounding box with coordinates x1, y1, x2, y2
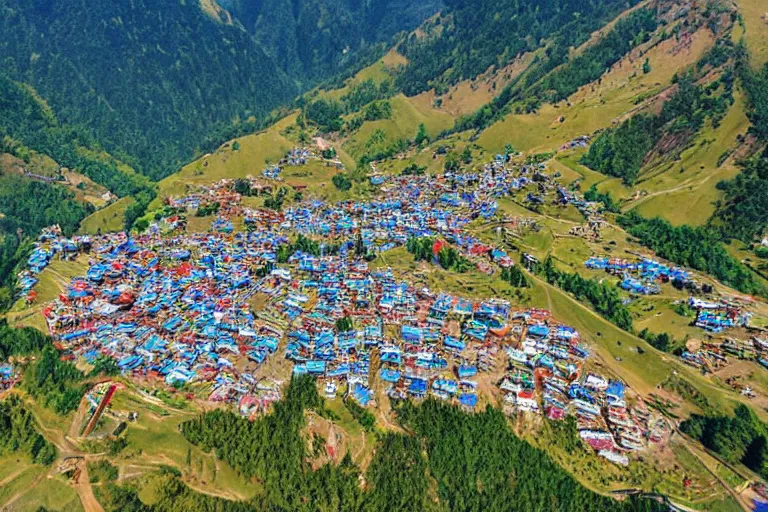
(87, 356, 122, 379)
(341, 80, 395, 114)
(500, 265, 529, 288)
(0, 174, 93, 237)
(583, 74, 734, 184)
(533, 8, 658, 103)
(23, 344, 86, 415)
(226, 0, 439, 82)
(0, 0, 300, 181)
(540, 256, 634, 331)
(0, 319, 50, 360)
(362, 100, 393, 122)
(0, 237, 32, 310)
(638, 328, 674, 352)
(741, 62, 768, 143)
(0, 395, 57, 465)
(123, 188, 158, 233)
(714, 154, 768, 243)
(583, 184, 621, 213)
(582, 115, 656, 186)
(396, 0, 644, 97)
(343, 398, 376, 431)
(174, 376, 664, 512)
(401, 163, 427, 176)
(276, 234, 342, 264)
(0, 74, 150, 196)
(88, 460, 119, 483)
(394, 399, 665, 511)
(356, 130, 409, 168)
(618, 212, 767, 297)
(264, 188, 290, 213)
(305, 99, 345, 132)
(332, 173, 353, 191)
(406, 237, 471, 273)
(181, 375, 366, 510)
(681, 404, 768, 479)
(194, 202, 221, 218)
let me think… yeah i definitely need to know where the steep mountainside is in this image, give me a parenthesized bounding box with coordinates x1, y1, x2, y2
(396, 0, 647, 96)
(222, 0, 442, 82)
(0, 0, 293, 181)
(0, 0, 441, 182)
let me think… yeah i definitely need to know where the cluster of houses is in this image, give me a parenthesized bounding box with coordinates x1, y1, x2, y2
(497, 309, 666, 466)
(165, 180, 242, 213)
(280, 147, 313, 167)
(263, 147, 323, 180)
(17, 226, 92, 302)
(12, 147, 680, 468)
(0, 363, 17, 393)
(584, 257, 756, 337)
(280, 257, 513, 409)
(687, 297, 752, 333)
(31, 220, 662, 466)
(681, 335, 768, 374)
(41, 230, 287, 414)
(585, 256, 692, 296)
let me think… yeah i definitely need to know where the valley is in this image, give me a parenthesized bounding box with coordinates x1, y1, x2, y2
(1, 0, 768, 511)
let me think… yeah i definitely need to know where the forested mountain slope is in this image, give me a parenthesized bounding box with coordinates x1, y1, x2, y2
(396, 0, 648, 96)
(0, 0, 301, 181)
(0, 0, 441, 183)
(222, 0, 442, 82)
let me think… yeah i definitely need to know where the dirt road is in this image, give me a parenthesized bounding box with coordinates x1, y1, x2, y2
(73, 461, 105, 512)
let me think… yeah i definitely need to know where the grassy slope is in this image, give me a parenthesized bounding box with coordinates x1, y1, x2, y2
(0, 454, 83, 512)
(551, 86, 750, 228)
(154, 114, 298, 206)
(550, 89, 750, 227)
(342, 93, 454, 158)
(477, 27, 715, 154)
(735, 0, 768, 69)
(7, 256, 89, 332)
(79, 196, 135, 235)
(319, 49, 407, 103)
(468, 13, 749, 229)
(414, 53, 537, 117)
(630, 89, 749, 225)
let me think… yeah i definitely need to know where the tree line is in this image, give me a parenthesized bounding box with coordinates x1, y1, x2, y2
(394, 399, 666, 512)
(0, 395, 57, 466)
(539, 256, 634, 331)
(406, 237, 472, 273)
(449, 1, 649, 134)
(582, 72, 735, 185)
(0, 173, 94, 238)
(618, 212, 767, 298)
(395, 0, 643, 98)
(532, 8, 658, 103)
(714, 151, 768, 243)
(171, 375, 665, 512)
(681, 404, 768, 480)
